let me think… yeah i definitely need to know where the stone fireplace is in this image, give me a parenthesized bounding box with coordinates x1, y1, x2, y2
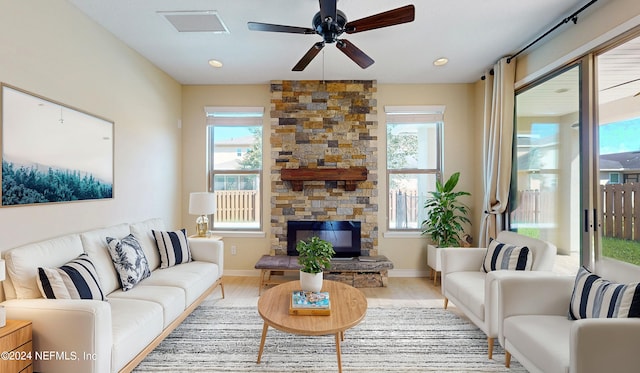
(269, 80, 378, 256)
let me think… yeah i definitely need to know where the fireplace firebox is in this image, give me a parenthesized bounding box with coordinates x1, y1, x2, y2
(287, 220, 361, 258)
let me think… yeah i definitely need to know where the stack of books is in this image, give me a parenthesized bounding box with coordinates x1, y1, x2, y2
(289, 290, 331, 315)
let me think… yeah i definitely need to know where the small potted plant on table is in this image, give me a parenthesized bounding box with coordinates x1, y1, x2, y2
(296, 236, 335, 292)
(422, 172, 471, 284)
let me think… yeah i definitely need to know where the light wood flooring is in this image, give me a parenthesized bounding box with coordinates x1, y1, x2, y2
(212, 276, 445, 308)
(212, 252, 580, 309)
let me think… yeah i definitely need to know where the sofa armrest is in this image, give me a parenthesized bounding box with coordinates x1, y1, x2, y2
(571, 318, 640, 373)
(498, 275, 574, 346)
(2, 298, 112, 373)
(484, 270, 558, 338)
(188, 237, 224, 276)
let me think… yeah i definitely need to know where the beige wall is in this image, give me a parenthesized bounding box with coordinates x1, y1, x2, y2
(182, 83, 481, 275)
(0, 0, 182, 252)
(181, 85, 272, 274)
(376, 84, 479, 275)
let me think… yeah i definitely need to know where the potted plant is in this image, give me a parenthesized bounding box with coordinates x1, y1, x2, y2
(296, 235, 335, 292)
(421, 172, 471, 284)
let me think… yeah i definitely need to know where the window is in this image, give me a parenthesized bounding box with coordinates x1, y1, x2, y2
(206, 106, 263, 230)
(385, 106, 444, 230)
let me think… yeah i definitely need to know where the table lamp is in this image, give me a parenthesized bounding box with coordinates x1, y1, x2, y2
(0, 259, 5, 327)
(189, 192, 217, 237)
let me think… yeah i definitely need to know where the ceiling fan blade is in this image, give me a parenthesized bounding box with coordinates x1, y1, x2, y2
(336, 39, 374, 69)
(248, 22, 315, 34)
(345, 5, 415, 34)
(319, 0, 337, 22)
(293, 42, 325, 71)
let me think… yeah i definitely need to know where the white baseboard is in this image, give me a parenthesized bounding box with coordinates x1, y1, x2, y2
(388, 269, 430, 278)
(224, 269, 263, 277)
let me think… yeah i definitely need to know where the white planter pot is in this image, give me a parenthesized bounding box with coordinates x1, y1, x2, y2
(427, 244, 442, 272)
(299, 271, 323, 292)
(427, 244, 443, 285)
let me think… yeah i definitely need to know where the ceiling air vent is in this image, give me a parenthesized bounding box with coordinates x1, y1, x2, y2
(159, 11, 229, 33)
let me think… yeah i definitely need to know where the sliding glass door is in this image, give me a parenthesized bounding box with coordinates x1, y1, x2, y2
(596, 33, 640, 269)
(511, 64, 582, 273)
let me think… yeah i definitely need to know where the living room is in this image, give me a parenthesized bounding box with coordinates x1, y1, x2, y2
(1, 0, 640, 372)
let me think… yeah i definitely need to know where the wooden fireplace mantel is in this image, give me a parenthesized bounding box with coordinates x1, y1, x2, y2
(280, 167, 368, 191)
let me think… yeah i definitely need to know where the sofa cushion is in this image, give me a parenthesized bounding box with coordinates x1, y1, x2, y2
(504, 315, 570, 373)
(143, 261, 219, 305)
(106, 234, 151, 291)
(130, 218, 164, 271)
(4, 234, 85, 299)
(445, 271, 486, 321)
(481, 239, 532, 272)
(108, 285, 186, 328)
(109, 298, 164, 372)
(569, 266, 640, 320)
(152, 229, 192, 268)
(36, 253, 105, 300)
(80, 223, 131, 294)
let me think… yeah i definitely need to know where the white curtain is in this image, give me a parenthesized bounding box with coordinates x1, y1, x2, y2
(479, 57, 516, 247)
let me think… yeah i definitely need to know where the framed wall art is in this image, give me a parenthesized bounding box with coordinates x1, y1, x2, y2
(1, 84, 113, 206)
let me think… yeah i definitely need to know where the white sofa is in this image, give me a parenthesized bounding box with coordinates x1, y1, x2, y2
(498, 268, 640, 373)
(440, 231, 556, 358)
(1, 218, 224, 373)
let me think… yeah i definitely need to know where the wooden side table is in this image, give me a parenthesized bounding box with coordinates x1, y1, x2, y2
(0, 320, 33, 373)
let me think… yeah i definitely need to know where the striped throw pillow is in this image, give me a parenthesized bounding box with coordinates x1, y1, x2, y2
(481, 239, 532, 273)
(36, 253, 105, 300)
(152, 229, 192, 268)
(569, 266, 640, 320)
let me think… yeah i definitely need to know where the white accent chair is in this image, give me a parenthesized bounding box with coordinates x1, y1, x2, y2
(440, 231, 557, 358)
(498, 272, 640, 373)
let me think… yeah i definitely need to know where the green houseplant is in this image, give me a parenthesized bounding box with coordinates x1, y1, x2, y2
(296, 236, 335, 292)
(421, 172, 471, 247)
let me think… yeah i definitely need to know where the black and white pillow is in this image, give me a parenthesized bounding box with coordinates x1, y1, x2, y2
(569, 266, 640, 320)
(37, 253, 105, 300)
(152, 229, 191, 268)
(481, 239, 532, 273)
(106, 234, 151, 291)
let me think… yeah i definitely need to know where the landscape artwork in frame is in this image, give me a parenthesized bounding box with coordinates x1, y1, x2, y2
(1, 84, 113, 206)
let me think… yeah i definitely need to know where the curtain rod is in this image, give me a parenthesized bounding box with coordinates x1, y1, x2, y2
(481, 0, 600, 80)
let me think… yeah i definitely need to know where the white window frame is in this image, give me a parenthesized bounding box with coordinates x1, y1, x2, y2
(385, 105, 445, 232)
(205, 106, 264, 231)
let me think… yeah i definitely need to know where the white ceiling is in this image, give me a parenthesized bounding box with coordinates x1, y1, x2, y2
(67, 0, 587, 85)
(517, 34, 640, 117)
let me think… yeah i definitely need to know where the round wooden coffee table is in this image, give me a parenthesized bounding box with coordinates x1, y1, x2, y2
(257, 280, 367, 373)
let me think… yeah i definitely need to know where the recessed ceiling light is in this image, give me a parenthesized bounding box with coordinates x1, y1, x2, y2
(433, 57, 448, 66)
(208, 59, 223, 68)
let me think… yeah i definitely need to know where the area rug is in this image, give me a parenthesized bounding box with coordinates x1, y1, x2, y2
(134, 305, 526, 372)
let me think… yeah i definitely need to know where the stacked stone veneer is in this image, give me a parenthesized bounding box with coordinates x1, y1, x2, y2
(270, 80, 378, 257)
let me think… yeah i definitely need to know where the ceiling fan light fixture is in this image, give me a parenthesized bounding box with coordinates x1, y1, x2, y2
(208, 59, 223, 68)
(433, 57, 448, 66)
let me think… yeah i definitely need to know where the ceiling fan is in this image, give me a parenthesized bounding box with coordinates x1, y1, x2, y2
(247, 1, 415, 71)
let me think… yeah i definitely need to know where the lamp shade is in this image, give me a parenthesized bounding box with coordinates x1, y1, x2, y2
(189, 192, 217, 216)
